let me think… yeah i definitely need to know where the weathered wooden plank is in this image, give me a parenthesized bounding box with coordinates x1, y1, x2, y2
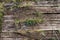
(1, 30, 60, 40)
(3, 14, 60, 30)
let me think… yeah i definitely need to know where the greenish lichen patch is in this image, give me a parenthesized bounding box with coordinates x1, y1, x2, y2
(0, 13, 4, 32)
(0, 2, 4, 32)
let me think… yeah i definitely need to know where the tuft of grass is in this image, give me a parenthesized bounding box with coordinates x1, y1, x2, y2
(24, 19, 44, 26)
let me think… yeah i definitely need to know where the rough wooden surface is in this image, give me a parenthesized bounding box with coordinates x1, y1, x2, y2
(1, 0, 60, 40)
(0, 31, 60, 40)
(1, 13, 60, 40)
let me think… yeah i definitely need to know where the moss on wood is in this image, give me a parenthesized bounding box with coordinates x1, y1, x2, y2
(0, 13, 4, 32)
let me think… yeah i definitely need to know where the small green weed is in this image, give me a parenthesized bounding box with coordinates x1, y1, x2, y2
(24, 19, 44, 26)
